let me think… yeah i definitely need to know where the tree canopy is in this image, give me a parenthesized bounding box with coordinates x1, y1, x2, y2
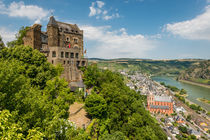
(83, 65, 167, 140)
(0, 45, 86, 139)
(0, 35, 5, 50)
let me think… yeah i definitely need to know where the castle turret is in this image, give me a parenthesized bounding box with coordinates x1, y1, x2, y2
(47, 16, 59, 47)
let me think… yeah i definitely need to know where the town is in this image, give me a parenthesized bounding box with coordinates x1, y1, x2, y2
(121, 71, 210, 140)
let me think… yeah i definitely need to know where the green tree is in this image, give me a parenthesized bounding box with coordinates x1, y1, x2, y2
(180, 88, 187, 95)
(0, 35, 5, 50)
(0, 110, 24, 139)
(85, 93, 107, 119)
(102, 131, 126, 140)
(178, 126, 188, 134)
(0, 45, 78, 139)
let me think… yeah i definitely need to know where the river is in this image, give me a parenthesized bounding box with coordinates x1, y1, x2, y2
(151, 76, 210, 112)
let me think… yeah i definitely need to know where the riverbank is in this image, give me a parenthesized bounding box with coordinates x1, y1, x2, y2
(197, 98, 210, 105)
(179, 80, 210, 89)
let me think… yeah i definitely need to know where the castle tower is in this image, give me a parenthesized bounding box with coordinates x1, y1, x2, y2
(47, 16, 59, 47)
(23, 24, 42, 50)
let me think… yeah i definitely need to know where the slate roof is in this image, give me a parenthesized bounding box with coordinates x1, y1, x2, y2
(48, 16, 58, 27)
(150, 105, 169, 110)
(154, 96, 172, 102)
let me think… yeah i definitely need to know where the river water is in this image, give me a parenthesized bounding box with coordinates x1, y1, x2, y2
(151, 76, 210, 112)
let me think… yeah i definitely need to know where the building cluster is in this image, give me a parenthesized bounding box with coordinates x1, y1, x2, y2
(121, 71, 209, 139)
(123, 72, 167, 95)
(23, 16, 87, 90)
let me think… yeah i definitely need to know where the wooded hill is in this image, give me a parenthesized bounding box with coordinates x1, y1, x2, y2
(178, 60, 210, 85)
(89, 58, 202, 76)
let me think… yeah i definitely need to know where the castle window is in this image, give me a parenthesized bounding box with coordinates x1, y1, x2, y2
(61, 52, 64, 58)
(52, 60, 54, 64)
(65, 52, 69, 58)
(66, 37, 70, 42)
(52, 51, 56, 57)
(74, 38, 78, 43)
(76, 53, 79, 58)
(77, 61, 80, 67)
(65, 28, 69, 32)
(64, 61, 66, 64)
(70, 53, 74, 58)
(82, 61, 85, 66)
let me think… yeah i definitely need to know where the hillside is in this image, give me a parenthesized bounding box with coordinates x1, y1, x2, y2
(89, 58, 201, 76)
(178, 60, 210, 85)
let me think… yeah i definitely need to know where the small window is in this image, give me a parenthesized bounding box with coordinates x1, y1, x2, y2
(66, 37, 70, 42)
(64, 61, 66, 64)
(66, 28, 69, 32)
(71, 53, 74, 58)
(76, 53, 79, 58)
(82, 61, 85, 66)
(65, 52, 69, 58)
(74, 38, 78, 43)
(52, 51, 56, 57)
(61, 52, 64, 58)
(77, 61, 80, 67)
(52, 60, 54, 64)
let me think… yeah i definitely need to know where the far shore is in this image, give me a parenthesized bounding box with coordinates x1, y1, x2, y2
(179, 80, 210, 89)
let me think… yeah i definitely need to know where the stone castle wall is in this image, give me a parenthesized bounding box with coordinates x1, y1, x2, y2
(23, 16, 87, 86)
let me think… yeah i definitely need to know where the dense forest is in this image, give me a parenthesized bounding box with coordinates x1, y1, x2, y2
(0, 45, 167, 139)
(82, 65, 167, 139)
(178, 60, 210, 85)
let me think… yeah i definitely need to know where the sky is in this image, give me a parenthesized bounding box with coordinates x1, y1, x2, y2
(0, 0, 210, 59)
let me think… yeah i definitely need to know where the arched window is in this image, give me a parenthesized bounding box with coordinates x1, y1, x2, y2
(66, 37, 70, 42)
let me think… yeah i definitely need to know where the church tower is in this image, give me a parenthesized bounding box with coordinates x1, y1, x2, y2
(47, 16, 59, 47)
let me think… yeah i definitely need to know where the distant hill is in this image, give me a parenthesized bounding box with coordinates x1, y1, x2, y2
(178, 60, 210, 85)
(88, 58, 203, 76)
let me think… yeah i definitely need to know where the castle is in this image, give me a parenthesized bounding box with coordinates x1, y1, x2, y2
(23, 16, 87, 90)
(147, 94, 173, 115)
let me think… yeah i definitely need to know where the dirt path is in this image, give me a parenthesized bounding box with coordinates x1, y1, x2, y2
(69, 102, 91, 129)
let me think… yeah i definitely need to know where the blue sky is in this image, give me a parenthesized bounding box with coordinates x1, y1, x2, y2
(0, 0, 210, 59)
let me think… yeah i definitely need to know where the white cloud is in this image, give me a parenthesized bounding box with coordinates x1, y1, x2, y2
(0, 1, 50, 23)
(96, 1, 105, 8)
(81, 25, 157, 58)
(0, 27, 16, 43)
(165, 5, 210, 40)
(89, 1, 120, 20)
